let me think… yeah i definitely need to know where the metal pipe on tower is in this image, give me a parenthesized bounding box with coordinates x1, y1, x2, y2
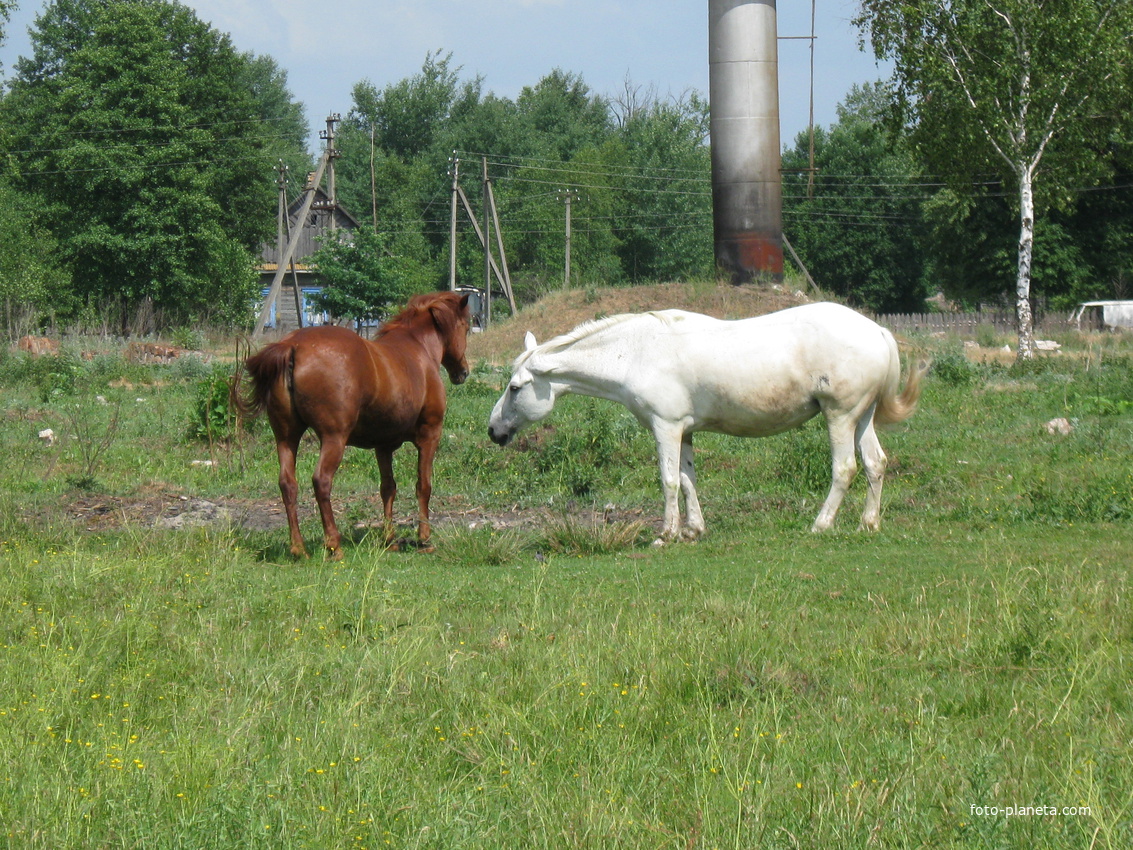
(709, 0, 783, 281)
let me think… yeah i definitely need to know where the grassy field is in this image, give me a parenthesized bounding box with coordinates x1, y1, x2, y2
(1, 288, 1131, 848)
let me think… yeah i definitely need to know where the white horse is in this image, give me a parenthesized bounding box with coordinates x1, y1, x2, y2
(488, 302, 929, 541)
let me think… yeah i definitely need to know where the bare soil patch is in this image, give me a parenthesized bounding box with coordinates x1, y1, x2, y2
(64, 491, 659, 538)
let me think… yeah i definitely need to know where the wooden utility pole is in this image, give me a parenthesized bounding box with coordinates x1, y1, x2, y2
(322, 114, 340, 234)
(449, 154, 459, 291)
(484, 176, 513, 308)
(254, 152, 330, 338)
(278, 161, 304, 328)
(482, 157, 492, 327)
(447, 156, 516, 314)
(560, 189, 579, 290)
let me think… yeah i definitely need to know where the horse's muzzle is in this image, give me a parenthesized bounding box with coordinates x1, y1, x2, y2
(487, 426, 510, 447)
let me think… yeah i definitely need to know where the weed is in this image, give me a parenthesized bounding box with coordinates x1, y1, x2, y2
(189, 362, 237, 442)
(537, 514, 650, 555)
(32, 351, 84, 402)
(437, 525, 526, 566)
(932, 349, 979, 386)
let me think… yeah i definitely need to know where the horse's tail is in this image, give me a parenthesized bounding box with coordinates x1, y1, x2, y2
(875, 355, 931, 426)
(230, 338, 295, 421)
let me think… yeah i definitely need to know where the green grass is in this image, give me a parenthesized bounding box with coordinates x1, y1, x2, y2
(0, 333, 1131, 848)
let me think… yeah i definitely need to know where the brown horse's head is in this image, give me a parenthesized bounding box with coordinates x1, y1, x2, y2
(424, 291, 472, 384)
(381, 292, 472, 383)
(437, 292, 472, 384)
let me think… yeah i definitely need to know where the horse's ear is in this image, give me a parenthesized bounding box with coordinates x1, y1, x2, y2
(459, 292, 471, 310)
(524, 331, 538, 351)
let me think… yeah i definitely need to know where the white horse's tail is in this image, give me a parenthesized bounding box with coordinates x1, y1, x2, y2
(875, 357, 931, 426)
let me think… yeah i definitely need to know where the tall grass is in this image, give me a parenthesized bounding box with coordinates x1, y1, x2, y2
(0, 330, 1131, 847)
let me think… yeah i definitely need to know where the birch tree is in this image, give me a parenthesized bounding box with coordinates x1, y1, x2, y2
(856, 0, 1133, 360)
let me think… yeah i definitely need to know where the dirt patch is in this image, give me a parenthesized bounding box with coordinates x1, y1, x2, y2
(64, 492, 660, 537)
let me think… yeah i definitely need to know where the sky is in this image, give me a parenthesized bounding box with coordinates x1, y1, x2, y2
(0, 0, 890, 154)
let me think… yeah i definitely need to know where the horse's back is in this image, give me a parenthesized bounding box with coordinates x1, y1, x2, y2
(288, 325, 442, 446)
(633, 303, 898, 435)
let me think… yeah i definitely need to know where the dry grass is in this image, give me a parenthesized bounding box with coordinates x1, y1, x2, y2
(468, 280, 811, 365)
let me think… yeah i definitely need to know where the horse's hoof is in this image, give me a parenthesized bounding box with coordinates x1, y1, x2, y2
(651, 537, 667, 547)
(418, 544, 436, 554)
(291, 547, 309, 560)
(326, 547, 344, 562)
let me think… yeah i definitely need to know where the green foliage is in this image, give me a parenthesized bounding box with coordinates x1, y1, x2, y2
(334, 55, 712, 302)
(931, 350, 980, 386)
(531, 398, 634, 497)
(0, 181, 73, 335)
(307, 227, 418, 324)
(1, 0, 308, 330)
(31, 351, 84, 403)
(782, 83, 930, 312)
(856, 0, 1133, 316)
(189, 363, 237, 442)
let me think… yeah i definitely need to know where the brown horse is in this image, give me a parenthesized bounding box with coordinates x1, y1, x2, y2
(232, 291, 471, 559)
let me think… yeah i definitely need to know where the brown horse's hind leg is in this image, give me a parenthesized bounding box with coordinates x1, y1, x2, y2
(312, 435, 347, 560)
(375, 448, 398, 548)
(276, 435, 308, 559)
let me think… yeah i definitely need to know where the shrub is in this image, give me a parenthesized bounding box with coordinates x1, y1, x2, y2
(32, 352, 84, 402)
(931, 350, 978, 386)
(189, 362, 237, 442)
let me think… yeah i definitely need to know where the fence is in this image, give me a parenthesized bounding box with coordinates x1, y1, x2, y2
(874, 310, 1092, 336)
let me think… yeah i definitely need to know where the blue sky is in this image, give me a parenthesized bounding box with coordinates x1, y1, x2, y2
(1, 0, 889, 152)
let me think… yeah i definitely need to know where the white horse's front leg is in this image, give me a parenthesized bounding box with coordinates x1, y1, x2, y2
(653, 422, 684, 543)
(679, 433, 706, 539)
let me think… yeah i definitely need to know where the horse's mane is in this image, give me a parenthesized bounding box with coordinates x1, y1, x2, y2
(514, 311, 673, 368)
(376, 292, 453, 338)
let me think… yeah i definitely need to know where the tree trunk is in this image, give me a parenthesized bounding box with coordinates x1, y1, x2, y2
(1015, 166, 1037, 361)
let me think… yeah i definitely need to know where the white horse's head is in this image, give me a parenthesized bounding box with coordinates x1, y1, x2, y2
(488, 331, 558, 447)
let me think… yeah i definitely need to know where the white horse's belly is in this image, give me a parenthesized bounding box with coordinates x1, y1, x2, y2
(692, 387, 822, 437)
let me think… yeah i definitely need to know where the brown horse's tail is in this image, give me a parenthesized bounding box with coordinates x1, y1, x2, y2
(230, 338, 295, 421)
(875, 356, 931, 426)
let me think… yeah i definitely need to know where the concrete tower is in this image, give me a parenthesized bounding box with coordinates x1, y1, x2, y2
(709, 0, 783, 281)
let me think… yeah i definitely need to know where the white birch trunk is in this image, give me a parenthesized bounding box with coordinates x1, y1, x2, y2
(1015, 165, 1037, 361)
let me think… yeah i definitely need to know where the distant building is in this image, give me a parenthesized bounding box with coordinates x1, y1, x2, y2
(257, 185, 361, 332)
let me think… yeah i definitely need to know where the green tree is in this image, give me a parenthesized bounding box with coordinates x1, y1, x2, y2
(0, 0, 12, 47)
(607, 93, 713, 283)
(306, 227, 421, 326)
(856, 0, 1133, 359)
(2, 0, 306, 329)
(0, 179, 73, 336)
(782, 83, 928, 312)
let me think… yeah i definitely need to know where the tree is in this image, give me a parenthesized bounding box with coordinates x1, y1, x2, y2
(856, 0, 1133, 359)
(782, 83, 928, 311)
(306, 228, 420, 327)
(2, 0, 307, 329)
(0, 180, 73, 336)
(0, 0, 13, 48)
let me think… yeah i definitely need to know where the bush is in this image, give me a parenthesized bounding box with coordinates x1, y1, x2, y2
(189, 362, 237, 442)
(32, 352, 84, 402)
(931, 350, 979, 386)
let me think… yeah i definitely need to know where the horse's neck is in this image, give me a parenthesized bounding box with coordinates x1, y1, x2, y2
(378, 323, 439, 361)
(540, 333, 633, 401)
